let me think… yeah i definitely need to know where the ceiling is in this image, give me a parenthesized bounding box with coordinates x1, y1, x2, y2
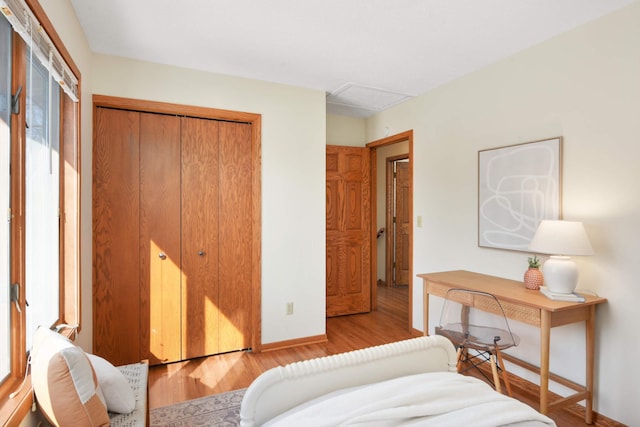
(69, 0, 635, 118)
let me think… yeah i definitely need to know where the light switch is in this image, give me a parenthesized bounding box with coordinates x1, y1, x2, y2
(417, 216, 422, 227)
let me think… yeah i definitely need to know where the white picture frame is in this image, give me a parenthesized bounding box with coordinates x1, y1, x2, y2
(478, 137, 562, 251)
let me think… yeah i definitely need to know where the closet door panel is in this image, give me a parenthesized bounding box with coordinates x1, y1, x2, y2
(93, 108, 141, 365)
(218, 121, 252, 352)
(181, 117, 221, 359)
(140, 113, 182, 364)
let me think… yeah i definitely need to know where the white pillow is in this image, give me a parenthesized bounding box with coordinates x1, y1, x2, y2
(87, 353, 136, 414)
(30, 327, 109, 427)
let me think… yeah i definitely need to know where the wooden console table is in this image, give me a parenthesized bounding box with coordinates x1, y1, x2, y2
(418, 270, 606, 423)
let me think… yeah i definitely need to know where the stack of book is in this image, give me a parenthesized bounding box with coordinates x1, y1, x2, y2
(539, 286, 585, 302)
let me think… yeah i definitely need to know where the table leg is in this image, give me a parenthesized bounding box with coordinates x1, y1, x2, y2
(540, 310, 551, 414)
(585, 305, 596, 424)
(423, 287, 430, 336)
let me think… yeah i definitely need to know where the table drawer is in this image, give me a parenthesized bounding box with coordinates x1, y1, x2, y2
(426, 280, 540, 326)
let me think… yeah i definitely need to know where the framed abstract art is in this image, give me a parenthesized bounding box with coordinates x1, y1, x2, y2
(478, 137, 562, 251)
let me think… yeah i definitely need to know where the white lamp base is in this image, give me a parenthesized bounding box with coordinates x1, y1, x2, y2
(542, 256, 578, 294)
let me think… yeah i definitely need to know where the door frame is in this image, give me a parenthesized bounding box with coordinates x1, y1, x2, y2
(367, 130, 413, 331)
(92, 94, 263, 352)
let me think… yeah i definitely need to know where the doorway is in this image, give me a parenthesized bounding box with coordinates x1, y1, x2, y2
(385, 157, 410, 287)
(367, 130, 413, 331)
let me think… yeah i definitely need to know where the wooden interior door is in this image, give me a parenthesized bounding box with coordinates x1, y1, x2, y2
(181, 117, 221, 359)
(218, 121, 253, 352)
(326, 145, 371, 317)
(394, 161, 410, 286)
(93, 107, 142, 366)
(139, 112, 182, 364)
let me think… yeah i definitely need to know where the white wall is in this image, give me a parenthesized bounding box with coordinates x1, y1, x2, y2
(366, 3, 640, 424)
(326, 114, 366, 146)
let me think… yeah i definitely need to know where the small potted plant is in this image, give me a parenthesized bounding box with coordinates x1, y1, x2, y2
(524, 255, 544, 290)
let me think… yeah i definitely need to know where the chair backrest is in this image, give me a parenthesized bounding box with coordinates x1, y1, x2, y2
(436, 288, 520, 349)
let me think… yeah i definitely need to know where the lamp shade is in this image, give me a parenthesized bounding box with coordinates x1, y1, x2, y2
(528, 220, 594, 256)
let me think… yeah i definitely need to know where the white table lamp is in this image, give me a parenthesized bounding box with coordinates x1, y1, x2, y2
(528, 220, 594, 294)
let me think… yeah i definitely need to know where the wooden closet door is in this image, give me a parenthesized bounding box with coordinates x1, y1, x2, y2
(181, 117, 221, 359)
(93, 100, 258, 365)
(139, 113, 182, 364)
(218, 121, 252, 352)
(93, 108, 141, 366)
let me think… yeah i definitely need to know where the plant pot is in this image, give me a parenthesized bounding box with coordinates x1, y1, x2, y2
(524, 267, 544, 290)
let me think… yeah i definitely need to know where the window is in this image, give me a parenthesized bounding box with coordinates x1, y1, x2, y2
(25, 45, 62, 350)
(0, 13, 11, 385)
(0, 0, 80, 422)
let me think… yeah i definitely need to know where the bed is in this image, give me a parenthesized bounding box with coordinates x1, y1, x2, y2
(239, 335, 555, 426)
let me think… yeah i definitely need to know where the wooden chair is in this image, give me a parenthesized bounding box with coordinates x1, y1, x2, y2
(435, 288, 520, 396)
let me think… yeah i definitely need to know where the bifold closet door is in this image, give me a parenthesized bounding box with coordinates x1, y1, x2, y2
(180, 117, 220, 359)
(93, 108, 141, 366)
(218, 121, 252, 352)
(139, 113, 182, 365)
(94, 108, 253, 365)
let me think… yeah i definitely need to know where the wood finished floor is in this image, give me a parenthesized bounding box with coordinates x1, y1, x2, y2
(149, 284, 624, 427)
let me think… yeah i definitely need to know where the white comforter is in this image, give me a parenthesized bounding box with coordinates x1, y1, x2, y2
(264, 372, 556, 427)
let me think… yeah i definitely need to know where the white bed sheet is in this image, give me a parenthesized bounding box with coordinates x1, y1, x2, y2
(264, 372, 555, 427)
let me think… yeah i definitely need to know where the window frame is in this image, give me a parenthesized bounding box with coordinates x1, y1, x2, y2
(0, 0, 81, 423)
(0, 8, 13, 387)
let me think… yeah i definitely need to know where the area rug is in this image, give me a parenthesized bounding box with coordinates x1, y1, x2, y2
(150, 388, 246, 426)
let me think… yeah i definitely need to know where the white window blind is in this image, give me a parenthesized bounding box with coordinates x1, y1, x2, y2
(0, 0, 78, 101)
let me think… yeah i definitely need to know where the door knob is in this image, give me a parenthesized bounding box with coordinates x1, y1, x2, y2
(198, 250, 205, 257)
(158, 252, 167, 260)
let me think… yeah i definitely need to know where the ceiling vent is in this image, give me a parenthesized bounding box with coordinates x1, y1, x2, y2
(326, 83, 413, 118)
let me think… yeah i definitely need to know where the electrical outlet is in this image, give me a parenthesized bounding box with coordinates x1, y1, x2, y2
(286, 302, 294, 315)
